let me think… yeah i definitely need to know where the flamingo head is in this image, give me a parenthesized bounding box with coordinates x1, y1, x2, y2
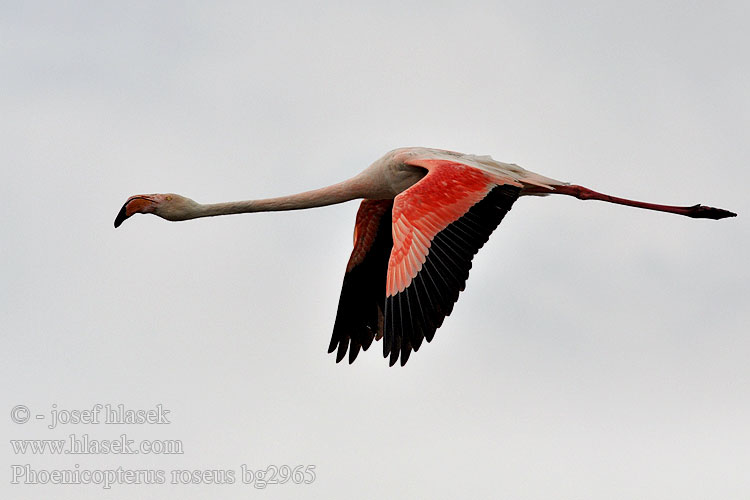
(114, 193, 197, 227)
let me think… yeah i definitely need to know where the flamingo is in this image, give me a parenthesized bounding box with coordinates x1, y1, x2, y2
(114, 147, 736, 366)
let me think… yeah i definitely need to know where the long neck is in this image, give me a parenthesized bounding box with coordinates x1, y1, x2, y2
(189, 175, 371, 219)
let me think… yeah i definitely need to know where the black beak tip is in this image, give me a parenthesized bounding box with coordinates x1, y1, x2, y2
(114, 204, 128, 228)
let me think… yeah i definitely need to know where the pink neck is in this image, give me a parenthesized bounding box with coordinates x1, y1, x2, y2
(194, 176, 371, 218)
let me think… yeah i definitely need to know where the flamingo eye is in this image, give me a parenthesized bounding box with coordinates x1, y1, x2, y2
(166, 195, 172, 201)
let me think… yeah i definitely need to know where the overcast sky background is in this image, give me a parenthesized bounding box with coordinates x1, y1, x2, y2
(2, 1, 749, 499)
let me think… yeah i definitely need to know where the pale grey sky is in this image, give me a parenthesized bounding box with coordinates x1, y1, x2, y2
(2, 1, 749, 499)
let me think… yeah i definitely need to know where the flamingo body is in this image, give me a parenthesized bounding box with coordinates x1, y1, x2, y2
(115, 147, 736, 366)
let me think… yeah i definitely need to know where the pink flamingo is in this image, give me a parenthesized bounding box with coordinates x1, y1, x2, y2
(115, 147, 736, 366)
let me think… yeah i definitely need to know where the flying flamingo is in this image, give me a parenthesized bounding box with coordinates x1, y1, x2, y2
(114, 147, 736, 366)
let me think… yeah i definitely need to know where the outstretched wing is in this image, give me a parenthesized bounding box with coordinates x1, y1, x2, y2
(384, 159, 521, 366)
(329, 199, 394, 364)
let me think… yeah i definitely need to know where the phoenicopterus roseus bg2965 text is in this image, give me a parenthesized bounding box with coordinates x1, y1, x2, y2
(115, 147, 736, 366)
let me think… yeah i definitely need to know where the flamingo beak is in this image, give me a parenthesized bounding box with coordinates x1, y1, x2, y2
(114, 196, 155, 228)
